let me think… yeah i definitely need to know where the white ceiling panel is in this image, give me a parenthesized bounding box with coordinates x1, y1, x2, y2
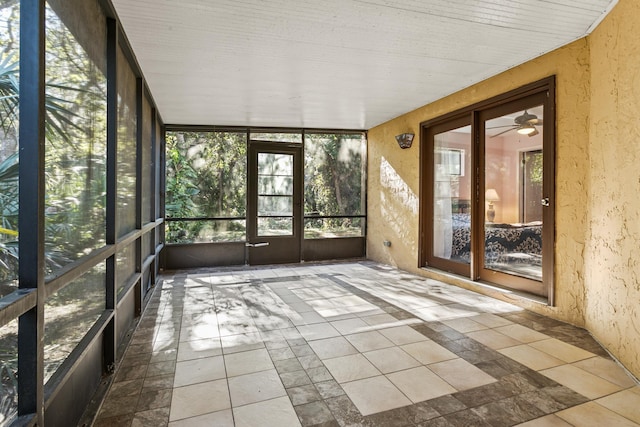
(111, 0, 616, 129)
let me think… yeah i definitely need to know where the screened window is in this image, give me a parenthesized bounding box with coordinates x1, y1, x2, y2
(44, 2, 107, 271)
(165, 131, 247, 243)
(44, 263, 105, 383)
(304, 133, 366, 238)
(0, 1, 20, 299)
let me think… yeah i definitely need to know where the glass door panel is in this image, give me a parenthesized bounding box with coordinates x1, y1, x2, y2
(257, 153, 294, 236)
(523, 150, 543, 223)
(248, 144, 302, 265)
(483, 104, 544, 283)
(426, 119, 472, 276)
(422, 79, 554, 300)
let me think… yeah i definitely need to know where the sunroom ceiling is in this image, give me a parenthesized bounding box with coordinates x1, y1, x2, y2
(111, 0, 616, 129)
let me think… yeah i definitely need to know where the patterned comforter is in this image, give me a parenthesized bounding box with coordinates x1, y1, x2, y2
(450, 214, 542, 264)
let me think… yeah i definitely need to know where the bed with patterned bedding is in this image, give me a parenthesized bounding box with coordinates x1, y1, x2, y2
(450, 213, 542, 264)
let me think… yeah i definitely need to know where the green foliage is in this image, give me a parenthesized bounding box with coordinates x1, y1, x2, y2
(165, 132, 366, 242)
(0, 4, 108, 287)
(165, 131, 247, 243)
(304, 134, 365, 236)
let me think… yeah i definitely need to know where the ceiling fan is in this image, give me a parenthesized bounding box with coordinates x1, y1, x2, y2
(488, 110, 543, 138)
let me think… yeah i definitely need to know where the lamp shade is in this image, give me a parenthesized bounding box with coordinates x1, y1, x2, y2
(485, 188, 500, 202)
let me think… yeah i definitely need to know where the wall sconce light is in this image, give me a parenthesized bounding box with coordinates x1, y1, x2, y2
(485, 188, 500, 222)
(395, 133, 414, 149)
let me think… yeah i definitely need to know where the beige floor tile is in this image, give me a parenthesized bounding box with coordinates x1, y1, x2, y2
(169, 379, 230, 422)
(557, 401, 640, 427)
(316, 307, 359, 319)
(114, 263, 640, 427)
(363, 346, 420, 374)
(306, 298, 337, 312)
(400, 340, 458, 364)
(467, 329, 522, 350)
(429, 358, 496, 391)
(179, 323, 220, 343)
(596, 387, 640, 424)
(290, 310, 326, 326)
(360, 313, 403, 327)
(413, 304, 477, 322)
(529, 338, 595, 363)
(323, 354, 381, 383)
(387, 366, 456, 402)
(174, 356, 226, 387)
(176, 338, 222, 362)
(540, 364, 623, 399)
(345, 331, 395, 352)
(331, 295, 371, 307)
(499, 345, 565, 371)
(469, 313, 514, 328)
(342, 375, 412, 416)
(573, 357, 638, 388)
(217, 322, 259, 337)
(494, 324, 548, 343)
(227, 369, 286, 407)
(342, 305, 384, 317)
(349, 306, 385, 317)
(168, 408, 234, 427)
(292, 288, 323, 301)
(308, 336, 358, 359)
(378, 326, 428, 345)
(514, 414, 573, 426)
(224, 348, 274, 377)
(297, 322, 341, 341)
(330, 318, 371, 335)
(220, 332, 265, 354)
(233, 396, 302, 427)
(442, 317, 488, 333)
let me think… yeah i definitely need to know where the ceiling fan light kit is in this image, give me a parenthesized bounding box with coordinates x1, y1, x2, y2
(517, 125, 538, 135)
(489, 110, 543, 138)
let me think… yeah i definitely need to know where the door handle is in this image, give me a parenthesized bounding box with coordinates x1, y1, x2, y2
(541, 198, 550, 207)
(245, 242, 269, 248)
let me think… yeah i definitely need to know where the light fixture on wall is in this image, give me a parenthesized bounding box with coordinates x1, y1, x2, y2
(485, 188, 500, 222)
(395, 133, 414, 149)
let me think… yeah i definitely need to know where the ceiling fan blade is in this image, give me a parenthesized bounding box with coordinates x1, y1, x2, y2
(490, 127, 515, 138)
(486, 125, 515, 130)
(527, 118, 543, 125)
(527, 128, 539, 137)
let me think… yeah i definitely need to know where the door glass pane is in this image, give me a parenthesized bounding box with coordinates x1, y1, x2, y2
(259, 175, 292, 195)
(251, 132, 302, 143)
(484, 106, 543, 280)
(258, 196, 293, 216)
(258, 217, 293, 236)
(258, 153, 294, 236)
(433, 126, 472, 263)
(258, 153, 293, 175)
(523, 150, 543, 222)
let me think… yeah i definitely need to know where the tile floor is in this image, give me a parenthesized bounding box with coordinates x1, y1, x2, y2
(92, 261, 640, 427)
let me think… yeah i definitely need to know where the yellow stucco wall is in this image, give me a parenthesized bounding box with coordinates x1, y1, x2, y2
(585, 0, 640, 380)
(367, 0, 640, 378)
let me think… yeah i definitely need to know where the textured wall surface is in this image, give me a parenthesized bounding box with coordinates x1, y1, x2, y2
(586, 0, 640, 380)
(367, 0, 640, 378)
(368, 39, 590, 323)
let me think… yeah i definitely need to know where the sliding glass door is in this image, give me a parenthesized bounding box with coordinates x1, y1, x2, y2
(421, 78, 555, 300)
(423, 117, 473, 276)
(479, 93, 550, 296)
